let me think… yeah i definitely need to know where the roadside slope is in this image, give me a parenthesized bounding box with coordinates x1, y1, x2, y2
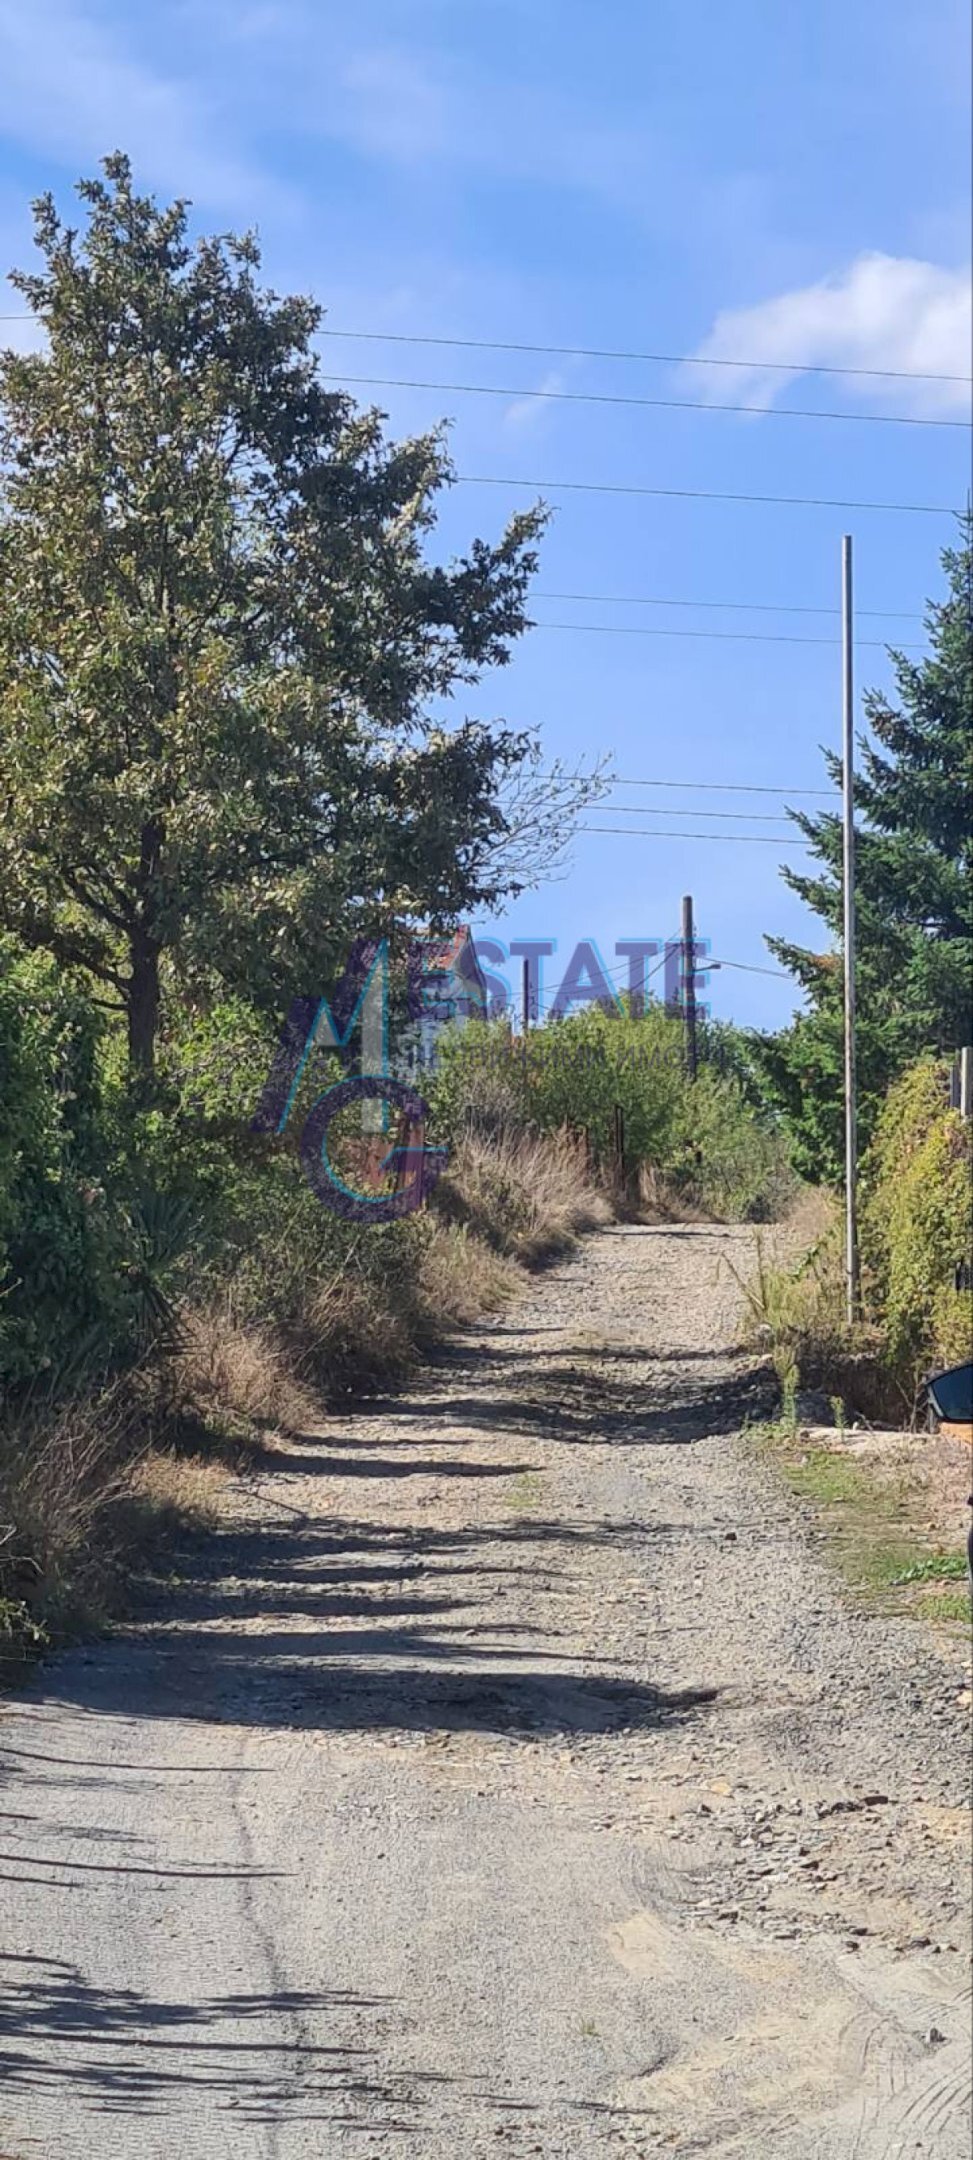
(1, 1224, 970, 2158)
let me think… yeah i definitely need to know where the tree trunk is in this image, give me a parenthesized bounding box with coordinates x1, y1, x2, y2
(128, 817, 165, 1082)
(128, 934, 160, 1080)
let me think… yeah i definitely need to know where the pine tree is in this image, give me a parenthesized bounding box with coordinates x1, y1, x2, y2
(759, 519, 973, 1180)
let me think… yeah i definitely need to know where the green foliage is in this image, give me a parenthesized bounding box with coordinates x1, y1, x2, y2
(0, 156, 545, 1076)
(0, 938, 134, 1383)
(671, 1064, 795, 1220)
(861, 1058, 973, 1382)
(760, 520, 973, 1180)
(890, 1552, 967, 1585)
(425, 1005, 794, 1221)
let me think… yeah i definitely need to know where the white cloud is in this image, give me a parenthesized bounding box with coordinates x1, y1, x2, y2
(685, 253, 972, 418)
(0, 0, 293, 215)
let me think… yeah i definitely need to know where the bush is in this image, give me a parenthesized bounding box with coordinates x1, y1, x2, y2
(670, 1068, 797, 1222)
(861, 1058, 972, 1385)
(0, 941, 142, 1385)
(739, 1060, 973, 1421)
(426, 1007, 795, 1223)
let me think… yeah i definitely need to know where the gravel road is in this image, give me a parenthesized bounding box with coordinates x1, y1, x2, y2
(2, 1223, 970, 2158)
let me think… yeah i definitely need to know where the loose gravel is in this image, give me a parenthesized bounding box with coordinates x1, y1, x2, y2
(1, 1222, 970, 2158)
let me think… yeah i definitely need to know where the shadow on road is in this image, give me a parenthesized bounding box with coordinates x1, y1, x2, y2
(0, 1950, 665, 2133)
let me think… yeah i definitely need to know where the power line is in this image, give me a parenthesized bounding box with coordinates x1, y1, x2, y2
(537, 588, 923, 620)
(533, 946, 672, 1014)
(6, 309, 969, 385)
(531, 619, 920, 649)
(317, 325, 972, 388)
(709, 957, 794, 980)
(320, 370, 969, 431)
(531, 948, 797, 1015)
(545, 774, 837, 798)
(601, 803, 795, 823)
(457, 473, 953, 515)
(579, 824, 811, 845)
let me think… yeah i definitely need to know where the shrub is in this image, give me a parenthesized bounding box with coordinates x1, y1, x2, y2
(0, 941, 141, 1385)
(426, 1006, 795, 1223)
(671, 1068, 797, 1222)
(861, 1058, 973, 1386)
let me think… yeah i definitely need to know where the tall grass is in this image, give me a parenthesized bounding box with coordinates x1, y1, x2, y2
(1, 1118, 601, 1658)
(439, 1128, 610, 1266)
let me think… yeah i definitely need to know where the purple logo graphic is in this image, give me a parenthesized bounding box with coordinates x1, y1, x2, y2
(253, 928, 710, 1218)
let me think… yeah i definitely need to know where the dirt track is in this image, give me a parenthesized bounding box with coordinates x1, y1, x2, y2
(1, 1223, 970, 2157)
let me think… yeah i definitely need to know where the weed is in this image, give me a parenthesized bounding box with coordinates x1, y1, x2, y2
(787, 1449, 865, 1506)
(890, 1552, 968, 1586)
(920, 1590, 973, 1623)
(505, 1471, 544, 1512)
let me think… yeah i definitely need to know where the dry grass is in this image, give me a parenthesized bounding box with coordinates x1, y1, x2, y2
(728, 1192, 890, 1412)
(2, 1128, 613, 1667)
(163, 1301, 315, 1441)
(0, 1381, 229, 1667)
(123, 1447, 226, 1536)
(635, 1164, 709, 1223)
(440, 1127, 610, 1267)
(416, 1220, 519, 1326)
(294, 1269, 418, 1396)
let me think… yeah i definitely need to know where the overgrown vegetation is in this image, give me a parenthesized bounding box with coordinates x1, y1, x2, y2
(740, 1058, 972, 1422)
(426, 1004, 796, 1222)
(0, 159, 612, 1663)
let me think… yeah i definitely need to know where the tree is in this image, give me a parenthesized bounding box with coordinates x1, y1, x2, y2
(759, 520, 973, 1179)
(0, 157, 567, 1080)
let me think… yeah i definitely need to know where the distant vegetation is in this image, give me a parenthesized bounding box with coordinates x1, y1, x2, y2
(427, 1003, 795, 1223)
(742, 1055, 972, 1423)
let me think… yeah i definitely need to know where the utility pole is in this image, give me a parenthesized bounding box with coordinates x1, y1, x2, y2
(960, 1044, 972, 1122)
(682, 893, 698, 1082)
(841, 535, 860, 1323)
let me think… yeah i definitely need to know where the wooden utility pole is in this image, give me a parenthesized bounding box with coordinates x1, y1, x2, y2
(841, 535, 860, 1323)
(682, 893, 698, 1081)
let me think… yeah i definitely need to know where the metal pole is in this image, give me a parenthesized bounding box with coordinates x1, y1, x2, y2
(961, 1044, 972, 1122)
(681, 893, 698, 1081)
(842, 536, 860, 1322)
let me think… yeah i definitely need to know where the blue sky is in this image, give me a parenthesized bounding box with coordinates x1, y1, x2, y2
(1, 0, 970, 1030)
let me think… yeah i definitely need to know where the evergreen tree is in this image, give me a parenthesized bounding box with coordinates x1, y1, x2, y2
(758, 520, 972, 1180)
(0, 158, 552, 1079)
